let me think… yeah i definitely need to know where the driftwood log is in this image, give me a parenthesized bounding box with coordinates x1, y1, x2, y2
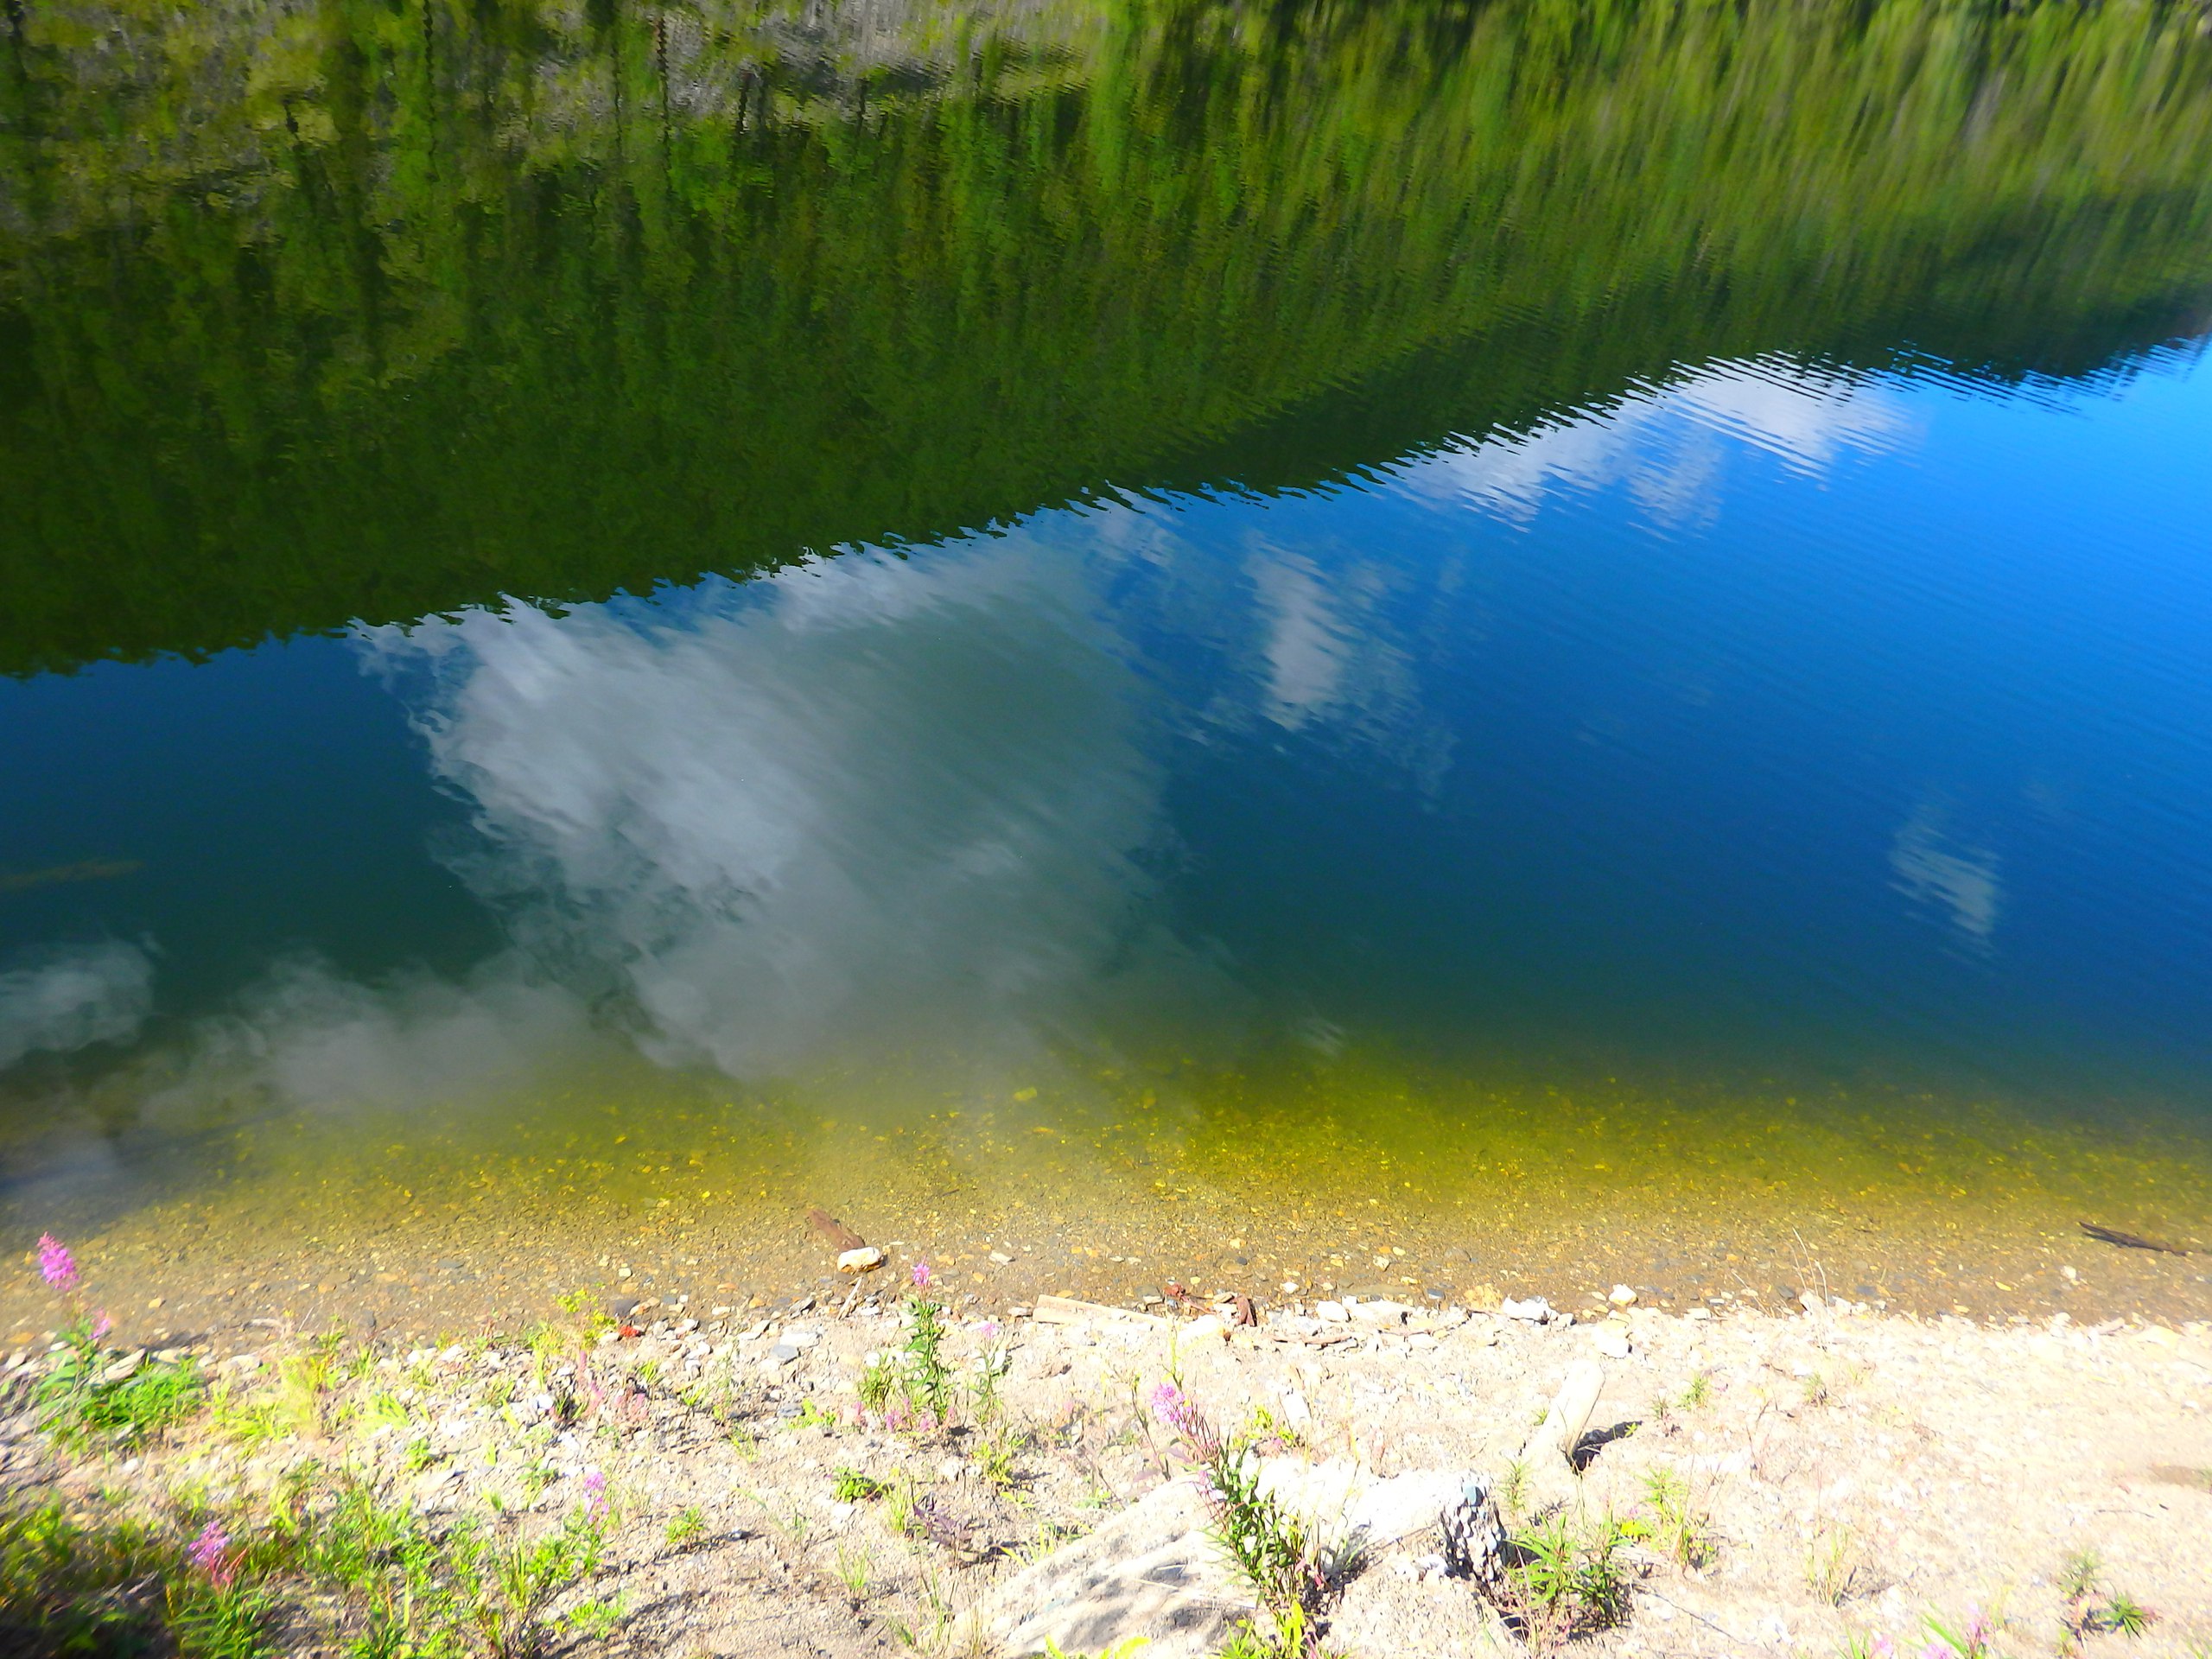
(2079, 1221, 2190, 1255)
(807, 1208, 867, 1253)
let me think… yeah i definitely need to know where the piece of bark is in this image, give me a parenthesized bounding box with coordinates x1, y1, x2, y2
(2080, 1221, 2190, 1255)
(1033, 1294, 1172, 1330)
(807, 1207, 867, 1253)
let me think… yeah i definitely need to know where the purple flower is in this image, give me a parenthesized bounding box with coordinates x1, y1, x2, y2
(581, 1469, 610, 1520)
(1150, 1381, 1199, 1437)
(91, 1313, 112, 1342)
(911, 1260, 932, 1289)
(36, 1234, 76, 1293)
(976, 1320, 1001, 1339)
(186, 1521, 234, 1587)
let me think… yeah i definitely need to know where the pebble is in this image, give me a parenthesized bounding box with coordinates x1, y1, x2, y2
(1609, 1285, 1637, 1306)
(1316, 1301, 1351, 1323)
(1594, 1326, 1632, 1359)
(837, 1248, 886, 1274)
(1502, 1297, 1552, 1322)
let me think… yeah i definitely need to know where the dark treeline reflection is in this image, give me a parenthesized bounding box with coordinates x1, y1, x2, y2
(4, 0, 2212, 674)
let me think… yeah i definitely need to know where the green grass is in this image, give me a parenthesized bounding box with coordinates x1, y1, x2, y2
(32, 1322, 208, 1447)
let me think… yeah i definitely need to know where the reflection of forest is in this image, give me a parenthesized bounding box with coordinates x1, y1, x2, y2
(3, 0, 2211, 675)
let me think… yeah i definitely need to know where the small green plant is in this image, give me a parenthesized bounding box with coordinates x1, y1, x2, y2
(1680, 1371, 1713, 1409)
(563, 1594, 626, 1639)
(835, 1541, 873, 1601)
(1639, 1467, 1716, 1569)
(402, 1437, 436, 1474)
(1922, 1608, 1998, 1659)
(1233, 1403, 1308, 1452)
(1807, 1523, 1861, 1605)
(2094, 1593, 2156, 1637)
(2057, 1549, 2101, 1602)
(794, 1398, 838, 1430)
(972, 1427, 1026, 1493)
(1151, 1385, 1316, 1622)
(1496, 1510, 1634, 1645)
(833, 1467, 890, 1503)
(2058, 1548, 2158, 1641)
(664, 1507, 706, 1548)
(856, 1357, 899, 1416)
(1216, 1602, 1312, 1659)
(902, 1297, 955, 1424)
(212, 1385, 287, 1450)
(1497, 1458, 1531, 1522)
(275, 1344, 337, 1437)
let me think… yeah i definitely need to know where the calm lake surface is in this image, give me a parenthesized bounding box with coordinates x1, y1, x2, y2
(4, 0, 2212, 1321)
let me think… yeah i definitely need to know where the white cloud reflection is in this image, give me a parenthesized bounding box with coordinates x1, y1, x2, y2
(0, 940, 154, 1070)
(1401, 356, 1918, 525)
(364, 538, 1225, 1084)
(1890, 804, 2003, 945)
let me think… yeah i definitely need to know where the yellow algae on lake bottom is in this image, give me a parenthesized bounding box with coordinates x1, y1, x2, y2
(5, 1041, 2207, 1339)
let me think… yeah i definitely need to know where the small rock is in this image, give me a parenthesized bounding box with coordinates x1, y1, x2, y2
(1686, 1306, 1713, 1322)
(1799, 1292, 1822, 1315)
(938, 1456, 966, 1483)
(837, 1248, 886, 1274)
(766, 1344, 800, 1368)
(988, 1252, 1013, 1265)
(1501, 1296, 1552, 1322)
(99, 1351, 146, 1385)
(1316, 1300, 1351, 1323)
(1184, 1315, 1230, 1343)
(1593, 1326, 1631, 1359)
(1608, 1285, 1637, 1306)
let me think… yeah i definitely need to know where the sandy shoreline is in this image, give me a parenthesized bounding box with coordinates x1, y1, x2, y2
(3, 1249, 2209, 1656)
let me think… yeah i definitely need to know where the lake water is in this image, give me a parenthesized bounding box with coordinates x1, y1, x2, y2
(4, 0, 2211, 1326)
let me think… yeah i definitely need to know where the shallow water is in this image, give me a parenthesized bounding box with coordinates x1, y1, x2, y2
(3, 0, 2212, 1325)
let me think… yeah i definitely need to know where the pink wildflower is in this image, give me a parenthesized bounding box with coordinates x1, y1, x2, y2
(581, 1469, 610, 1520)
(91, 1313, 112, 1342)
(36, 1234, 76, 1293)
(186, 1521, 235, 1588)
(911, 1260, 932, 1289)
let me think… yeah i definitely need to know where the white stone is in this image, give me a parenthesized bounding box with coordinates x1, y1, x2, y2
(1609, 1285, 1637, 1306)
(837, 1247, 886, 1274)
(1316, 1300, 1351, 1323)
(1593, 1326, 1631, 1359)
